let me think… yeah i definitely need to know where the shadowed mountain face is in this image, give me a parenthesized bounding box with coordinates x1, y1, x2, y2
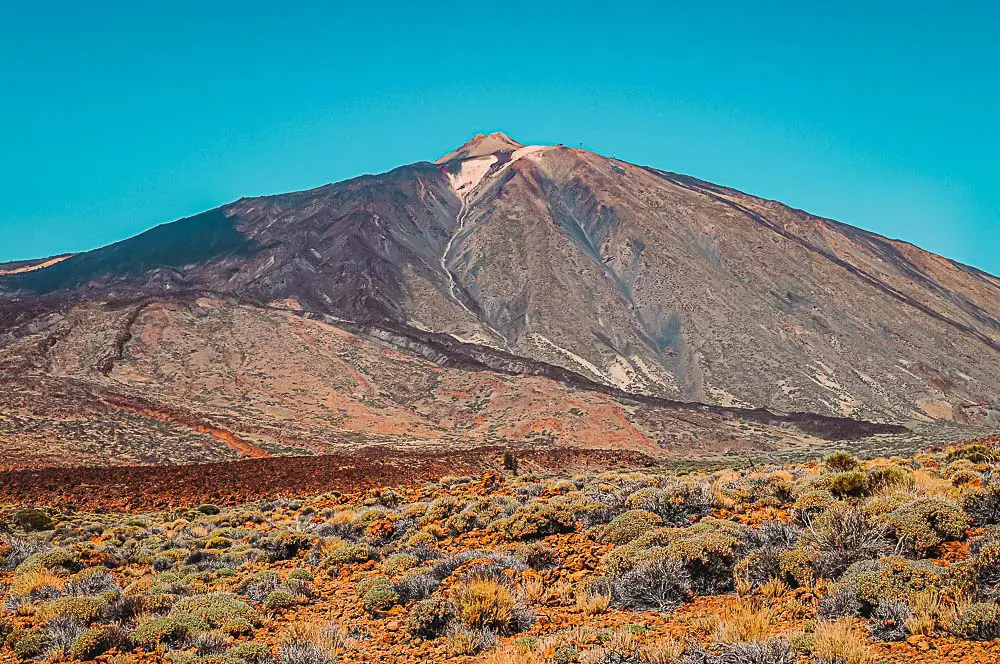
(1, 132, 998, 467)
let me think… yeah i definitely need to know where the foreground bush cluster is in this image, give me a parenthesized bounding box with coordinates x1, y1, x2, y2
(1, 439, 999, 663)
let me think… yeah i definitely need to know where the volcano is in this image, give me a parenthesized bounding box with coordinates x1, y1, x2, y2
(1, 133, 997, 468)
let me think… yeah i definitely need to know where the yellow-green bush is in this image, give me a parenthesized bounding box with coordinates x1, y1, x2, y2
(489, 504, 576, 541)
(599, 510, 663, 545)
(34, 596, 109, 623)
(168, 593, 259, 635)
(888, 498, 968, 554)
(819, 470, 868, 497)
(406, 597, 457, 639)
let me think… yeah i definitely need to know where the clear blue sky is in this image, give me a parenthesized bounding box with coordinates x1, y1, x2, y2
(1, 1, 997, 275)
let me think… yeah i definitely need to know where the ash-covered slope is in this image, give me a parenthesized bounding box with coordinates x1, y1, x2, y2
(2, 132, 998, 428)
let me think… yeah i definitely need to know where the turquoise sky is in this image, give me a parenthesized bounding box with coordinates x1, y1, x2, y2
(1, 1, 997, 275)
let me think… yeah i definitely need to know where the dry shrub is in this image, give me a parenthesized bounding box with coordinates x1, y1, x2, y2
(482, 646, 541, 664)
(714, 602, 774, 644)
(812, 620, 874, 664)
(905, 589, 941, 636)
(575, 584, 611, 615)
(446, 624, 497, 655)
(689, 613, 721, 637)
(545, 579, 574, 605)
(758, 577, 788, 600)
(911, 470, 958, 500)
(453, 578, 515, 633)
(601, 626, 639, 653)
(640, 638, 685, 664)
(521, 575, 545, 603)
(278, 621, 346, 657)
(9, 568, 65, 597)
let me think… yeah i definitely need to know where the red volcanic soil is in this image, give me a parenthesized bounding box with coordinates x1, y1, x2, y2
(0, 446, 656, 510)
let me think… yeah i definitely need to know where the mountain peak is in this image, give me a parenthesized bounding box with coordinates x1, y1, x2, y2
(435, 131, 524, 163)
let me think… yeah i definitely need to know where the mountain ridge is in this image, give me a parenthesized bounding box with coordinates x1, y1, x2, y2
(1, 133, 998, 468)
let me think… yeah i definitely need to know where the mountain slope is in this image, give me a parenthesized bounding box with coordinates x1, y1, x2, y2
(1, 133, 998, 461)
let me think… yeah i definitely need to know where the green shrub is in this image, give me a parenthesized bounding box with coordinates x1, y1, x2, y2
(12, 631, 45, 659)
(169, 593, 259, 635)
(15, 548, 82, 575)
(964, 484, 1000, 527)
(360, 578, 399, 614)
(599, 510, 663, 545)
(68, 626, 131, 660)
(264, 588, 298, 611)
(888, 498, 969, 554)
(602, 518, 747, 595)
(197, 504, 222, 515)
(265, 529, 313, 561)
(660, 518, 748, 594)
(324, 541, 377, 568)
(824, 451, 860, 472)
(489, 504, 577, 541)
(839, 556, 945, 613)
(860, 493, 909, 518)
(422, 496, 463, 523)
(946, 445, 994, 464)
(719, 473, 793, 507)
(819, 470, 868, 497)
(288, 568, 313, 582)
(778, 547, 818, 587)
(132, 616, 202, 649)
(793, 490, 836, 516)
(222, 642, 274, 664)
(950, 602, 1000, 640)
(406, 597, 457, 638)
(624, 483, 710, 523)
(381, 553, 420, 575)
(10, 508, 55, 532)
(34, 596, 109, 623)
(865, 465, 914, 492)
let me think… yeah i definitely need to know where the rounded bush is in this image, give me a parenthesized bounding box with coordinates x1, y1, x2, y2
(11, 508, 55, 532)
(169, 593, 259, 635)
(820, 470, 868, 497)
(946, 445, 994, 464)
(264, 588, 298, 611)
(69, 626, 131, 660)
(132, 616, 200, 649)
(824, 451, 860, 472)
(12, 632, 45, 659)
(888, 498, 969, 555)
(600, 510, 663, 545)
(950, 602, 1000, 640)
(865, 464, 914, 492)
(34, 596, 109, 624)
(406, 597, 457, 639)
(453, 578, 516, 633)
(489, 504, 577, 541)
(361, 579, 399, 614)
(793, 490, 836, 516)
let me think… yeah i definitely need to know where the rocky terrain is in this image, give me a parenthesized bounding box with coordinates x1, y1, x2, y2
(0, 292, 921, 470)
(1, 133, 998, 468)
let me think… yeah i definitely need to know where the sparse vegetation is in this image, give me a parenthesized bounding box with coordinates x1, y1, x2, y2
(1, 435, 999, 662)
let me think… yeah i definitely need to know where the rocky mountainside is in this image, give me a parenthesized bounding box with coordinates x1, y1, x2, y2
(1, 132, 997, 467)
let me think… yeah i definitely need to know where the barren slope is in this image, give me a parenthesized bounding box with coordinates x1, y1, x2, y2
(1, 132, 997, 468)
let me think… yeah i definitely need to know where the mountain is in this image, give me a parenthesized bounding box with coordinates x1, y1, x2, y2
(1, 132, 997, 468)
